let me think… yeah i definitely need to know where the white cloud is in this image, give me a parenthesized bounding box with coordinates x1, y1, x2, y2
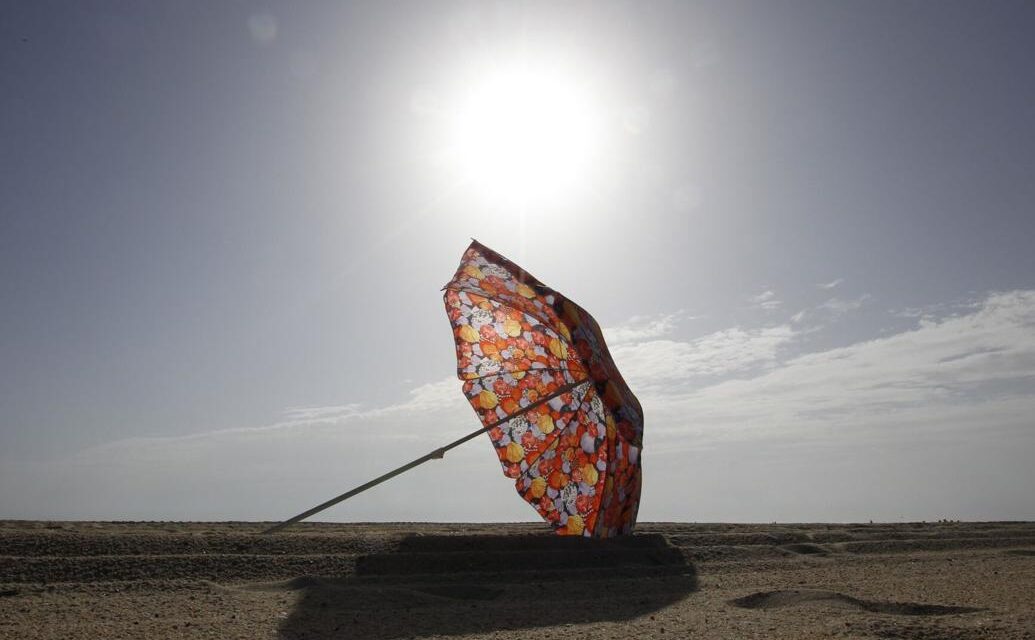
(367, 377, 461, 417)
(644, 290, 1035, 447)
(627, 290, 1035, 521)
(602, 310, 692, 345)
(890, 298, 981, 321)
(612, 325, 797, 386)
(817, 294, 872, 318)
(818, 278, 844, 289)
(791, 293, 871, 325)
(3, 291, 1033, 523)
(281, 405, 362, 422)
(0, 376, 489, 522)
(749, 289, 782, 311)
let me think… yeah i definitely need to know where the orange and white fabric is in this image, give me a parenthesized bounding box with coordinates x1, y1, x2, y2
(443, 240, 643, 537)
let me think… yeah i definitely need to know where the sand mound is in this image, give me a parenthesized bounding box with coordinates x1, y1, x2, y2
(730, 589, 983, 616)
(780, 542, 829, 555)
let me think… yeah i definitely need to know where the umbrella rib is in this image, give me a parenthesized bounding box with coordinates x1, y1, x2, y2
(444, 285, 567, 342)
(261, 377, 589, 535)
(522, 431, 563, 480)
(458, 377, 589, 444)
(459, 366, 575, 382)
(520, 381, 593, 472)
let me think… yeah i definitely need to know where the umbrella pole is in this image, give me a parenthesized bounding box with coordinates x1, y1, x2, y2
(260, 426, 486, 535)
(261, 380, 583, 535)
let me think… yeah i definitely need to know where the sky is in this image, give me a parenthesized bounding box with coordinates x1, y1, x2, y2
(1, 1, 1033, 523)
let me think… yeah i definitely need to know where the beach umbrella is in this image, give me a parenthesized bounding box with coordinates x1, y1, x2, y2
(262, 240, 642, 537)
(443, 240, 643, 537)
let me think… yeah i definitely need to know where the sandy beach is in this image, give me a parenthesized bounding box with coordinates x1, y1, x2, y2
(1, 520, 1033, 639)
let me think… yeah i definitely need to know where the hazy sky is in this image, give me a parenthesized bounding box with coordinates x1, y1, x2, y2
(2, 1, 1033, 523)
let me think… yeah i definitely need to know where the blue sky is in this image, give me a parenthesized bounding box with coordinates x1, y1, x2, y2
(1, 2, 1033, 522)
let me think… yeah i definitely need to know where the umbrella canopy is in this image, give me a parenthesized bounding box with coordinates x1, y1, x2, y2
(443, 240, 643, 537)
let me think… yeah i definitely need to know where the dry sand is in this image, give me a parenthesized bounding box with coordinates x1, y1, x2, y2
(1, 520, 1033, 639)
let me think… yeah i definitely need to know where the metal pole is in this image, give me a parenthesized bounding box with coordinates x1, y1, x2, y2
(261, 379, 584, 534)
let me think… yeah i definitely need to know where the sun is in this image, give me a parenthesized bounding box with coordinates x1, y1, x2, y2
(448, 62, 601, 205)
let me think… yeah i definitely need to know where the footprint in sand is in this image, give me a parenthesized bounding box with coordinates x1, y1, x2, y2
(729, 589, 983, 616)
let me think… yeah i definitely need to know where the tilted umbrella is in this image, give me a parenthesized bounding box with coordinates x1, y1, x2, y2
(443, 240, 643, 537)
(263, 240, 642, 537)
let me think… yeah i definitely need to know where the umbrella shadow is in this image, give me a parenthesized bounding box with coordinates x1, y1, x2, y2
(277, 533, 697, 639)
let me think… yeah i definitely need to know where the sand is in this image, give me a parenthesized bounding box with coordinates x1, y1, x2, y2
(1, 520, 1033, 639)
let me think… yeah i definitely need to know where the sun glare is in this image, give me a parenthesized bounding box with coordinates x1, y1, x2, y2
(449, 64, 600, 205)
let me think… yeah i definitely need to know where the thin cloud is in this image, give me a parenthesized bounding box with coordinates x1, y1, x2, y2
(815, 296, 873, 321)
(816, 294, 872, 319)
(603, 310, 694, 345)
(4, 291, 1033, 523)
(890, 298, 982, 321)
(282, 405, 363, 422)
(818, 278, 844, 289)
(749, 289, 782, 311)
(612, 324, 797, 385)
(790, 294, 871, 325)
(645, 289, 1035, 447)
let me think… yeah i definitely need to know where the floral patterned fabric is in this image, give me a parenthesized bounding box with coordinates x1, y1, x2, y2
(443, 240, 643, 537)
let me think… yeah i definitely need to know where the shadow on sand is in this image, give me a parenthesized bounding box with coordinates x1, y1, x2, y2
(277, 533, 696, 639)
